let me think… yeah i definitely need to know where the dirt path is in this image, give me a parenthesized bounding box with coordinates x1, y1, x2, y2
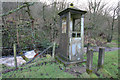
(84, 47, 120, 53)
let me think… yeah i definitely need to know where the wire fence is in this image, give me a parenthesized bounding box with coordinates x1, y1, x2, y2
(1, 18, 57, 75)
(1, 41, 69, 78)
(1, 2, 78, 78)
(2, 24, 53, 54)
(2, 42, 55, 72)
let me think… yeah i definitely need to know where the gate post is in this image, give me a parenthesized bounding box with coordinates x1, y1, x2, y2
(97, 47, 105, 70)
(86, 49, 93, 74)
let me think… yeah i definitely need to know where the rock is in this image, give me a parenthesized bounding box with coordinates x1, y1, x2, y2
(0, 50, 37, 67)
(1, 56, 26, 67)
(24, 50, 36, 59)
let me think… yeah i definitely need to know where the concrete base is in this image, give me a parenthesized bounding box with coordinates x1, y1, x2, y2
(55, 56, 86, 65)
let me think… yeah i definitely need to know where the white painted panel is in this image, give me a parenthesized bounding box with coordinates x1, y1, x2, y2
(72, 44, 76, 56)
(71, 38, 81, 61)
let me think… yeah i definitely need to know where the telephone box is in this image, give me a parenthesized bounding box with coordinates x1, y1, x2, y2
(57, 7, 87, 63)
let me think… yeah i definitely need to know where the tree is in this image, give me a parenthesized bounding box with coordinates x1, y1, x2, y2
(118, 1, 120, 45)
(86, 0, 107, 38)
(104, 4, 118, 42)
(86, 0, 119, 43)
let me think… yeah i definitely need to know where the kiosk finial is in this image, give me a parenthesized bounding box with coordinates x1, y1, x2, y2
(70, 3, 74, 8)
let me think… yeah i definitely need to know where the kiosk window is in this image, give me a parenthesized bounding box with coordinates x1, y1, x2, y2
(77, 33, 81, 37)
(72, 33, 76, 37)
(62, 17, 66, 33)
(72, 18, 81, 38)
(72, 33, 81, 38)
(73, 19, 81, 32)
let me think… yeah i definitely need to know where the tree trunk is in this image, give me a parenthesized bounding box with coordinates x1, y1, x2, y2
(16, 23, 20, 46)
(107, 35, 112, 42)
(25, 2, 35, 49)
(106, 6, 118, 42)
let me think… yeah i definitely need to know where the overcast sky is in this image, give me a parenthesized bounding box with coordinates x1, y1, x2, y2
(1, 0, 119, 5)
(67, 0, 119, 5)
(38, 0, 119, 10)
(1, 0, 119, 9)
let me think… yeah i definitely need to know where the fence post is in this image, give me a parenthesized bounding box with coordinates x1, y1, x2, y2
(52, 42, 56, 58)
(86, 49, 93, 74)
(97, 47, 105, 70)
(87, 43, 90, 53)
(13, 43, 17, 68)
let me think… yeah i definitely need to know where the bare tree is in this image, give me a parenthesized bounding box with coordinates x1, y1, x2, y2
(104, 5, 118, 42)
(118, 1, 120, 45)
(86, 0, 107, 39)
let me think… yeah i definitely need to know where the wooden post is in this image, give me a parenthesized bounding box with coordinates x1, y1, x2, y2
(86, 49, 93, 74)
(87, 43, 90, 54)
(52, 42, 56, 58)
(80, 15, 84, 61)
(97, 47, 105, 70)
(13, 43, 17, 68)
(68, 11, 72, 61)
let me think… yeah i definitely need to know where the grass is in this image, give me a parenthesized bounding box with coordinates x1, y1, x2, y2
(2, 48, 119, 78)
(82, 49, 119, 78)
(2, 57, 75, 78)
(80, 72, 98, 78)
(111, 40, 117, 43)
(105, 43, 118, 48)
(92, 50, 118, 78)
(104, 40, 119, 48)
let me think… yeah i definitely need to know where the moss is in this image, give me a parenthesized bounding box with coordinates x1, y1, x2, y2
(98, 64, 104, 69)
(81, 72, 90, 78)
(0, 77, 2, 80)
(86, 69, 92, 74)
(90, 73, 98, 78)
(97, 69, 112, 78)
(46, 54, 51, 59)
(55, 56, 66, 65)
(90, 49, 94, 51)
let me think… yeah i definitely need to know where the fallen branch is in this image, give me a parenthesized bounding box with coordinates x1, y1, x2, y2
(25, 43, 54, 64)
(0, 2, 34, 17)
